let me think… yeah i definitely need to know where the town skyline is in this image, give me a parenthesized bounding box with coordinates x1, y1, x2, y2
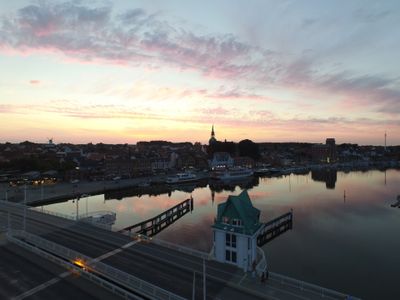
(1, 0, 399, 145)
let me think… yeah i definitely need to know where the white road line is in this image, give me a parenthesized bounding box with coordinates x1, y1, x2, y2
(238, 273, 247, 285)
(12, 271, 69, 300)
(12, 240, 139, 299)
(90, 240, 138, 264)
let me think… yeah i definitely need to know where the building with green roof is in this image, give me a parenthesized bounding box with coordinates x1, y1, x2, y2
(212, 190, 263, 271)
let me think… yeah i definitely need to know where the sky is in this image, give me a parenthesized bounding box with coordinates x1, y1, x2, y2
(0, 0, 399, 145)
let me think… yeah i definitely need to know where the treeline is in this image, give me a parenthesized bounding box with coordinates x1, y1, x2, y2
(208, 139, 260, 160)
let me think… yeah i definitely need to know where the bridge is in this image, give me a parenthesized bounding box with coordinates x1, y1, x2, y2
(0, 200, 359, 300)
(119, 197, 194, 237)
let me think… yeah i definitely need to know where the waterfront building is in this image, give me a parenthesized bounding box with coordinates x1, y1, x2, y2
(209, 152, 234, 169)
(311, 138, 338, 163)
(212, 190, 262, 271)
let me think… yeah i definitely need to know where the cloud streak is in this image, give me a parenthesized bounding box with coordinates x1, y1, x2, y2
(1, 1, 399, 114)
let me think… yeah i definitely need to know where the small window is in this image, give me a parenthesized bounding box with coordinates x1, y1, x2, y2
(225, 233, 231, 246)
(232, 219, 242, 227)
(226, 233, 236, 248)
(232, 251, 237, 263)
(222, 216, 229, 224)
(225, 250, 231, 261)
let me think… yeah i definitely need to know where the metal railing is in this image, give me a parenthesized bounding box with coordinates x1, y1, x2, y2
(268, 271, 360, 300)
(255, 247, 267, 275)
(151, 237, 209, 260)
(30, 206, 76, 220)
(28, 206, 113, 230)
(8, 230, 185, 300)
(122, 231, 209, 260)
(7, 232, 143, 300)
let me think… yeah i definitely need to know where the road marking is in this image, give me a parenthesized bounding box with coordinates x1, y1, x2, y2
(12, 271, 69, 300)
(90, 240, 139, 264)
(12, 240, 139, 299)
(238, 273, 247, 285)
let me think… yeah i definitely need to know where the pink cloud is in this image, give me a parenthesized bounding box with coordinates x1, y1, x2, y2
(29, 79, 40, 85)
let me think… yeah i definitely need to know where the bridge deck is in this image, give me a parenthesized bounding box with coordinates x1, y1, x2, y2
(0, 239, 121, 300)
(1, 202, 356, 300)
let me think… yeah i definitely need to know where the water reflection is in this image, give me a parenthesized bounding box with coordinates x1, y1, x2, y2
(311, 168, 337, 189)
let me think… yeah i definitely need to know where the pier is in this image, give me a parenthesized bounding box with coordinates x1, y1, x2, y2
(390, 195, 400, 207)
(257, 211, 293, 246)
(119, 197, 194, 236)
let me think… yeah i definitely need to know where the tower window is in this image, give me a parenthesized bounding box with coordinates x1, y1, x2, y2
(232, 219, 242, 226)
(226, 233, 236, 248)
(225, 250, 231, 261)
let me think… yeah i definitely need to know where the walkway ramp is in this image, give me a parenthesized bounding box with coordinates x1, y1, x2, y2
(119, 197, 194, 236)
(257, 211, 293, 247)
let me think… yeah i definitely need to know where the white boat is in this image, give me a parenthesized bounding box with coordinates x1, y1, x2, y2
(166, 172, 198, 184)
(211, 167, 253, 180)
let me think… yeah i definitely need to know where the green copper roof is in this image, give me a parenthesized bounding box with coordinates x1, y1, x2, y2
(213, 190, 262, 235)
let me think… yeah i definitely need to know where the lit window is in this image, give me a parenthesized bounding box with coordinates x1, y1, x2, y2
(222, 216, 229, 224)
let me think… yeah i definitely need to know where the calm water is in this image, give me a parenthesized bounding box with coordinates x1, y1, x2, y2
(42, 169, 400, 299)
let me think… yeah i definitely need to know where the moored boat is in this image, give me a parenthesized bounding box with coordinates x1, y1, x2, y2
(166, 172, 198, 184)
(211, 167, 253, 180)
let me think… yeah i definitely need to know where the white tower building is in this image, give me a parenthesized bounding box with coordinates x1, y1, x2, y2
(212, 190, 263, 272)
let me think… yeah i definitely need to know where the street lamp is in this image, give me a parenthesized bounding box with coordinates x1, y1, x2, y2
(23, 184, 27, 232)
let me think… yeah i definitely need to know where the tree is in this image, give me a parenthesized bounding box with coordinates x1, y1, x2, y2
(238, 139, 260, 160)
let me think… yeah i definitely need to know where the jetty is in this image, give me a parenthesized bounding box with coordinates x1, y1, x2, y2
(390, 195, 400, 207)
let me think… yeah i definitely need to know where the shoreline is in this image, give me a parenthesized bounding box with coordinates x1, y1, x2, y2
(0, 163, 398, 207)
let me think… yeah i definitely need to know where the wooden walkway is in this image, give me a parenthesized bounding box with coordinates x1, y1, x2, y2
(257, 211, 293, 247)
(119, 197, 194, 236)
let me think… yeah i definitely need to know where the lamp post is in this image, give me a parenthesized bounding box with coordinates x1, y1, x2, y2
(6, 189, 11, 231)
(192, 271, 196, 300)
(23, 184, 27, 232)
(203, 259, 206, 300)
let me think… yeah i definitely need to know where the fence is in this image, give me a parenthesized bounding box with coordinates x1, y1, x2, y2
(268, 270, 360, 300)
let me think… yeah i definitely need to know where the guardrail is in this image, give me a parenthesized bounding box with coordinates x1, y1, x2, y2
(8, 230, 185, 300)
(268, 271, 360, 300)
(7, 232, 143, 300)
(29, 206, 76, 220)
(151, 237, 209, 260)
(122, 232, 209, 261)
(255, 247, 267, 275)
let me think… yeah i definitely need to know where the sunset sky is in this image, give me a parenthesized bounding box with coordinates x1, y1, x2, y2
(0, 0, 399, 145)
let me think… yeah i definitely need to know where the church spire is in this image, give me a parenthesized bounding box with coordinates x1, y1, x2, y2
(209, 124, 217, 145)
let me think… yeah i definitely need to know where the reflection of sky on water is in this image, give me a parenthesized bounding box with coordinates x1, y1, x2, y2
(43, 169, 400, 299)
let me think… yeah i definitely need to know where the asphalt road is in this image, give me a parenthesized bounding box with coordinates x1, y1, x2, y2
(0, 242, 122, 300)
